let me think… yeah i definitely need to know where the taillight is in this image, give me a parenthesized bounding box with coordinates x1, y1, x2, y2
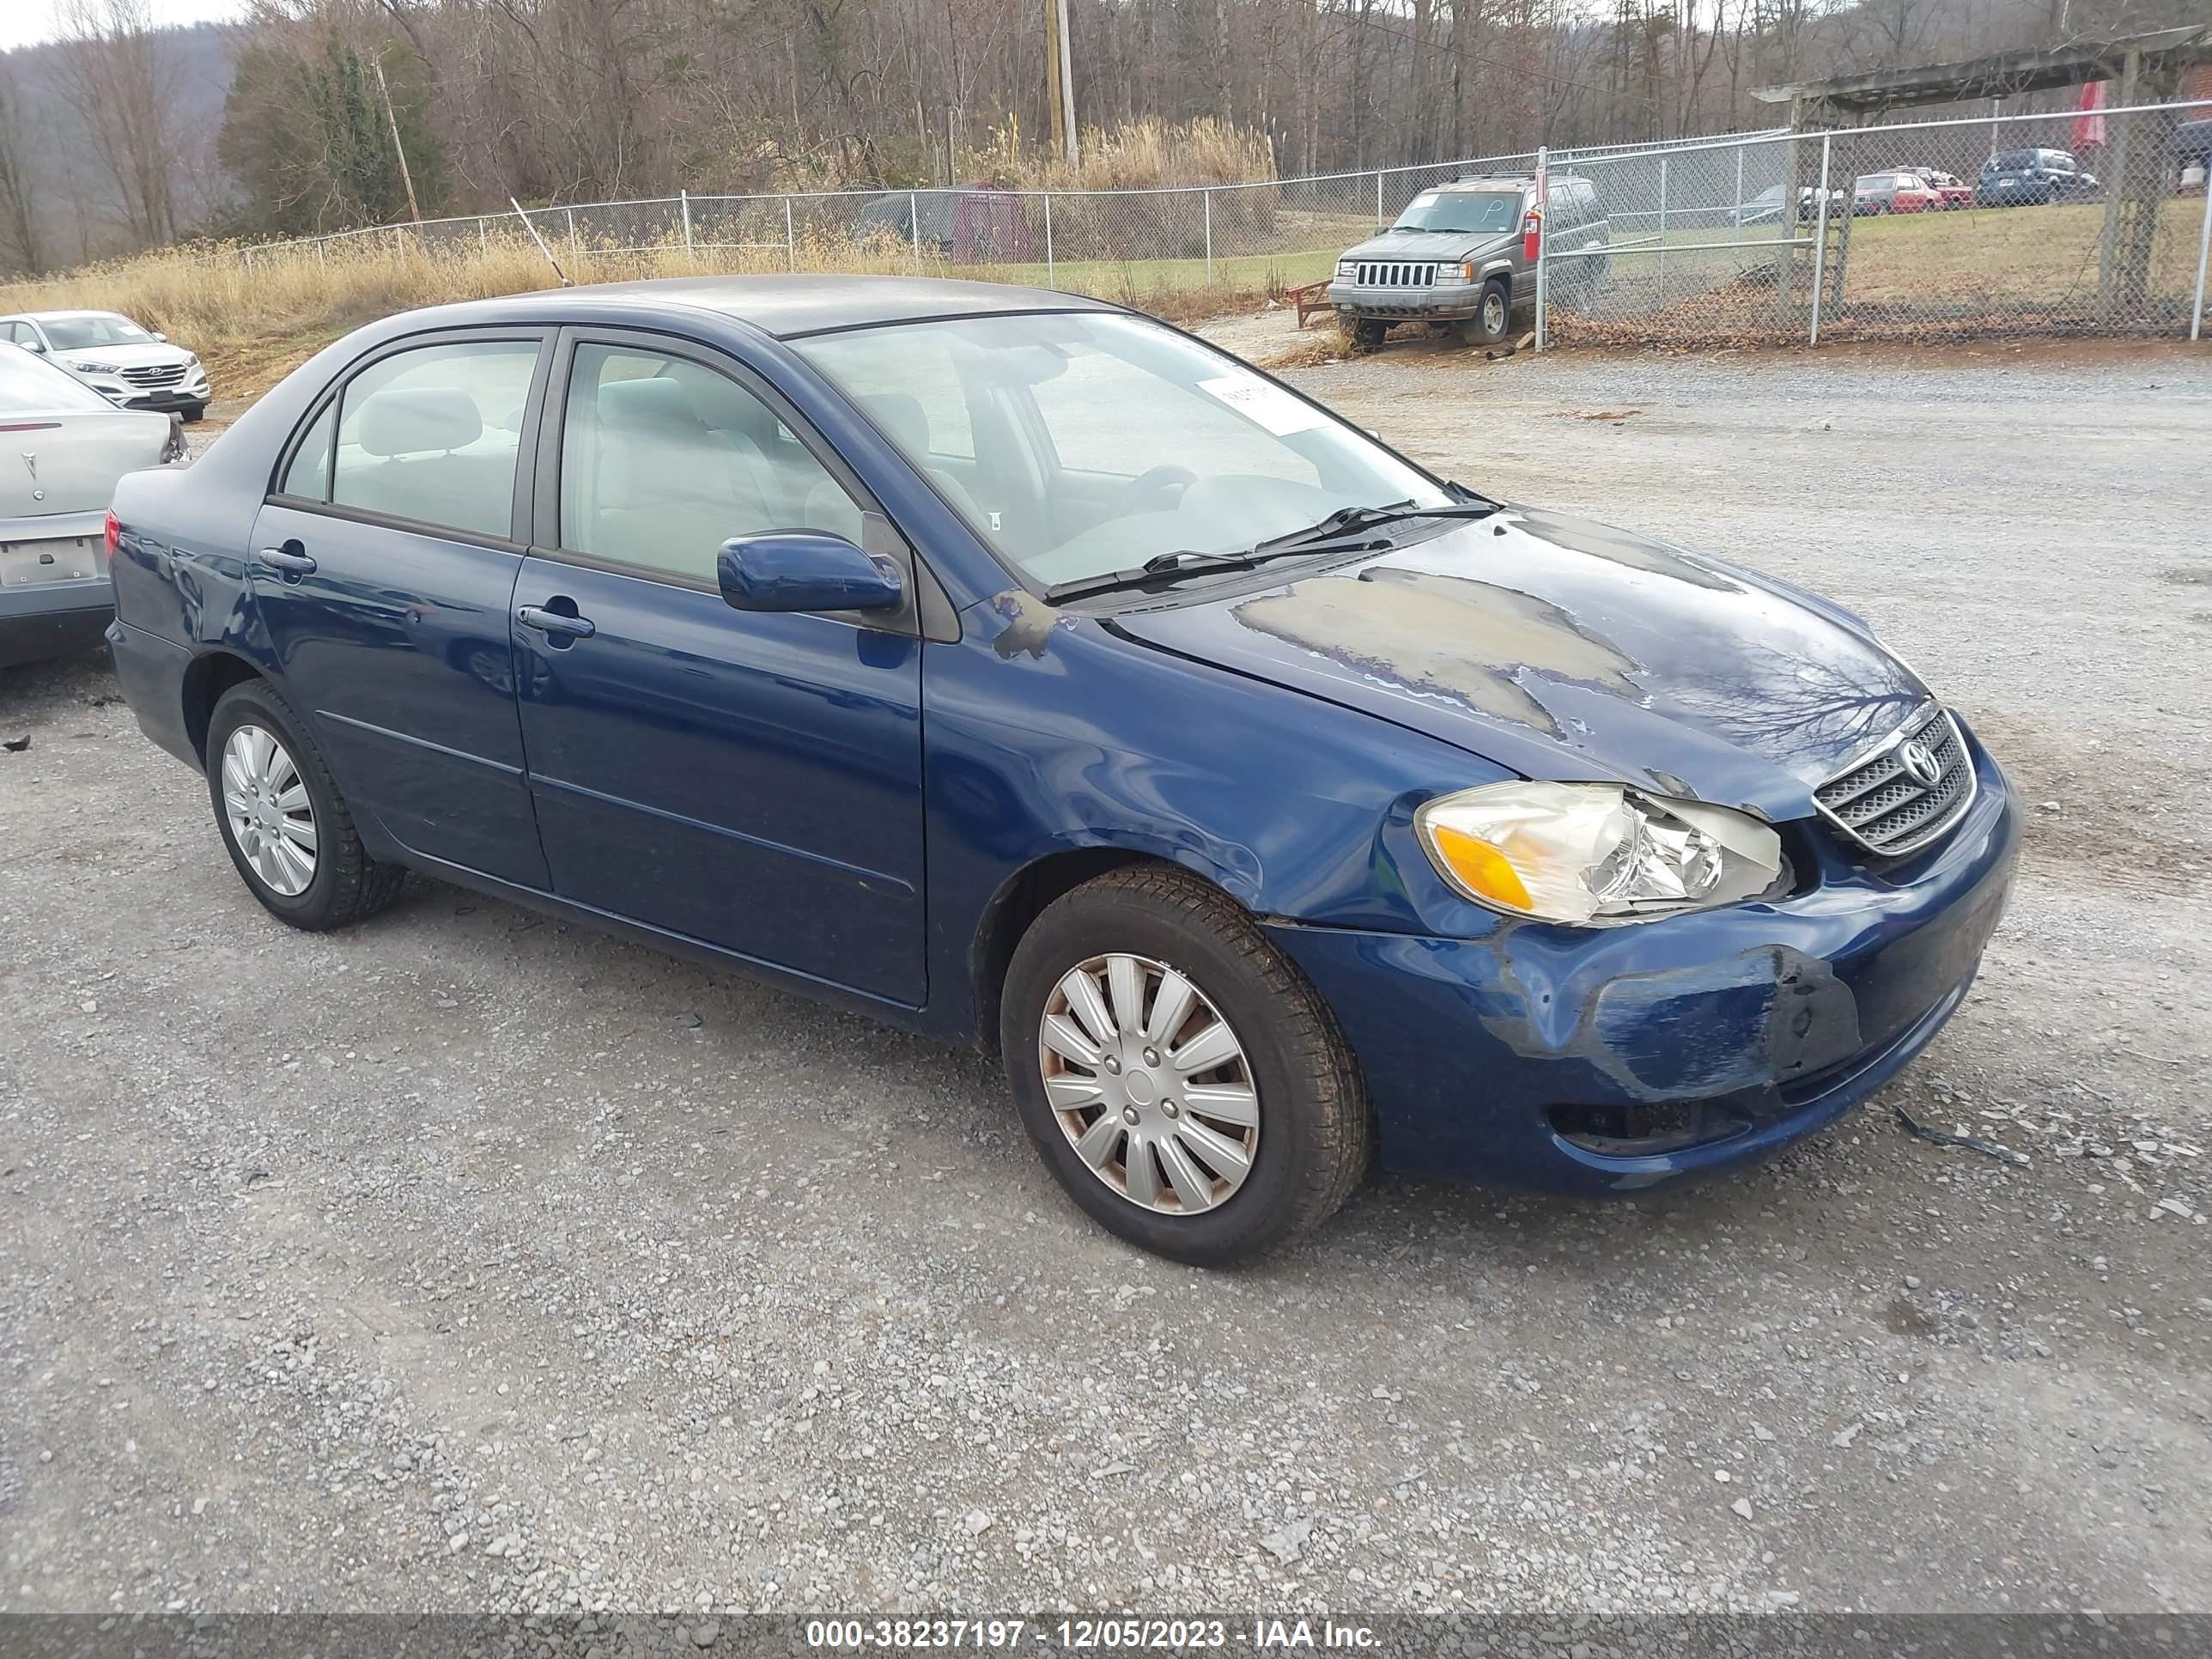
(104, 509, 120, 561)
(1522, 206, 1542, 263)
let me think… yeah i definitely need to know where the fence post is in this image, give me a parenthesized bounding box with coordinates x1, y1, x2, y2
(1808, 134, 1832, 347)
(1376, 171, 1384, 228)
(2192, 181, 2212, 343)
(1043, 192, 1055, 284)
(785, 198, 796, 269)
(564, 205, 578, 273)
(1203, 188, 1214, 288)
(477, 218, 487, 255)
(1733, 146, 1745, 247)
(1533, 144, 1548, 351)
(909, 191, 921, 266)
(1656, 156, 1668, 305)
(680, 189, 693, 255)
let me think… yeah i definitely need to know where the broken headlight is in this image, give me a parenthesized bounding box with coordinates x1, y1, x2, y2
(1414, 781, 1784, 926)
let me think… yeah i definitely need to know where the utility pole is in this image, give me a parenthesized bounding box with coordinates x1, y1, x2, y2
(374, 53, 423, 226)
(1045, 0, 1079, 168)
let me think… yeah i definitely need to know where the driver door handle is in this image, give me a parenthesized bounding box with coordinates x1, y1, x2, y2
(255, 546, 316, 579)
(516, 604, 595, 640)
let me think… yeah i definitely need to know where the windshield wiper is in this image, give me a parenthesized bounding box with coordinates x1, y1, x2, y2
(1042, 495, 1503, 605)
(1249, 496, 1501, 556)
(1043, 549, 1273, 604)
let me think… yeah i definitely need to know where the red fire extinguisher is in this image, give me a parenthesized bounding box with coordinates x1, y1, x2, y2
(1522, 203, 1543, 264)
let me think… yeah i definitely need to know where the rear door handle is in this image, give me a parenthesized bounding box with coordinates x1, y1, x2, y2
(255, 546, 316, 579)
(515, 604, 595, 640)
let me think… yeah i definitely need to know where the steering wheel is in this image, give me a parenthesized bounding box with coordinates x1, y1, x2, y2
(1120, 465, 1196, 516)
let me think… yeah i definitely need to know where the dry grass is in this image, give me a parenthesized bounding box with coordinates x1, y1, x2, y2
(0, 228, 1326, 400)
(978, 117, 1277, 192)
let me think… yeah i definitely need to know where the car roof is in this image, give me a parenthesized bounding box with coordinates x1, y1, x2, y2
(1437, 176, 1536, 191)
(506, 274, 1120, 339)
(13, 308, 131, 321)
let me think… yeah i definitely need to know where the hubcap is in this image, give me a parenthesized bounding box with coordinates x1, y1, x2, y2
(1038, 952, 1260, 1216)
(1483, 292, 1505, 331)
(220, 725, 318, 897)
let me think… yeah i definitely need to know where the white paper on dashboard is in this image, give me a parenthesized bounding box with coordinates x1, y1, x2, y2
(1196, 371, 1327, 437)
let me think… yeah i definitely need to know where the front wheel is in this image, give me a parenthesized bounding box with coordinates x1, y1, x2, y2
(1000, 866, 1370, 1266)
(1458, 277, 1511, 346)
(205, 679, 406, 931)
(1344, 315, 1389, 354)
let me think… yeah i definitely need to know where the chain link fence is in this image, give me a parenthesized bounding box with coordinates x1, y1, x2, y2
(223, 133, 1769, 301)
(202, 106, 2212, 348)
(1539, 100, 2212, 347)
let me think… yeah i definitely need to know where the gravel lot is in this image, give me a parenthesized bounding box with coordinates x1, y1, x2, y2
(3, 333, 2208, 1622)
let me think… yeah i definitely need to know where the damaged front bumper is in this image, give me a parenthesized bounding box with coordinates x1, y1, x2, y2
(1267, 732, 2020, 1194)
(1325, 281, 1487, 322)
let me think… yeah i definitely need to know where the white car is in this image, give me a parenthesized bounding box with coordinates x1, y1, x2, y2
(0, 341, 183, 669)
(0, 308, 211, 422)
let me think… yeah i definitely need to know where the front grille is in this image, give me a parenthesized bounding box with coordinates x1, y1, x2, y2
(1354, 260, 1438, 288)
(119, 363, 186, 387)
(1814, 705, 1974, 857)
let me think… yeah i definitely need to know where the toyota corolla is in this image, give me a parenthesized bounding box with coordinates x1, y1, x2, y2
(103, 276, 2017, 1263)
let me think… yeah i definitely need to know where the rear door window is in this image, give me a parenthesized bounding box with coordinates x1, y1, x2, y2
(326, 339, 540, 541)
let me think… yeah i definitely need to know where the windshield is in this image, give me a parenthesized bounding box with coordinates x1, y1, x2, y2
(41, 313, 152, 349)
(0, 342, 118, 412)
(1391, 190, 1521, 235)
(796, 312, 1452, 589)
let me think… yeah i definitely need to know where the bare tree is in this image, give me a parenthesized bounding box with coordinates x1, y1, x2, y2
(0, 58, 45, 274)
(52, 0, 185, 249)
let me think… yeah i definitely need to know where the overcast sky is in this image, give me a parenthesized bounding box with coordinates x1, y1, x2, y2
(0, 0, 249, 52)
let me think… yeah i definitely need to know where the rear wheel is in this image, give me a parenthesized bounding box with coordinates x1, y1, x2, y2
(205, 680, 405, 932)
(1000, 866, 1369, 1266)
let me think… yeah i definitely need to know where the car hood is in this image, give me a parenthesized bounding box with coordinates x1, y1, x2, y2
(1106, 509, 1929, 822)
(1342, 228, 1514, 263)
(53, 343, 186, 368)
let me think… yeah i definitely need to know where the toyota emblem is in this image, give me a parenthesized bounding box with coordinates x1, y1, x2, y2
(1899, 739, 1942, 787)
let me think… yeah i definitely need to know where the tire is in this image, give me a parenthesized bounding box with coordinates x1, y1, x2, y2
(204, 678, 405, 932)
(1000, 865, 1370, 1266)
(1345, 316, 1389, 354)
(180, 404, 205, 423)
(1458, 277, 1511, 346)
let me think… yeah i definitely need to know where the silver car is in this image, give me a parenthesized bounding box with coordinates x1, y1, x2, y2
(0, 341, 182, 670)
(0, 308, 212, 422)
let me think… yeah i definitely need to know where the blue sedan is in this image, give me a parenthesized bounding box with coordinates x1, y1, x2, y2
(105, 276, 2018, 1263)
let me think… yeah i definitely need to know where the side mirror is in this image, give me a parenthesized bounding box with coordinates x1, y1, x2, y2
(717, 532, 903, 615)
(23, 338, 44, 353)
(152, 331, 167, 342)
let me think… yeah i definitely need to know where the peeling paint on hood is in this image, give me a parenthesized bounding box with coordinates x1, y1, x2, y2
(1106, 508, 1929, 821)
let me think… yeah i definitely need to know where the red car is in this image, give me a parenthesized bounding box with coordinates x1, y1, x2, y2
(1911, 168, 1973, 210)
(1853, 171, 1942, 214)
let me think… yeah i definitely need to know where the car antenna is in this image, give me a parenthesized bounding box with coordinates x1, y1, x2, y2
(509, 197, 574, 287)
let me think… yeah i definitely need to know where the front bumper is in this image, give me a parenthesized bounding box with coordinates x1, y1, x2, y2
(1326, 280, 1486, 321)
(82, 371, 210, 411)
(1268, 732, 2020, 1194)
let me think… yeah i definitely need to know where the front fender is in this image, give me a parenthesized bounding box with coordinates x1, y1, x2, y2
(918, 595, 1515, 1042)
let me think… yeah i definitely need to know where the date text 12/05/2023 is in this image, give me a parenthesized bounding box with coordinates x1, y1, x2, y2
(802, 1618, 1382, 1649)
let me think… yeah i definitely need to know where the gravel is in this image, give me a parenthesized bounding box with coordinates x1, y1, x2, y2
(1, 339, 2208, 1619)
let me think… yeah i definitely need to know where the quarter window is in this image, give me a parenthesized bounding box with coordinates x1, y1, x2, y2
(327, 339, 538, 540)
(280, 400, 337, 501)
(557, 343, 865, 584)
